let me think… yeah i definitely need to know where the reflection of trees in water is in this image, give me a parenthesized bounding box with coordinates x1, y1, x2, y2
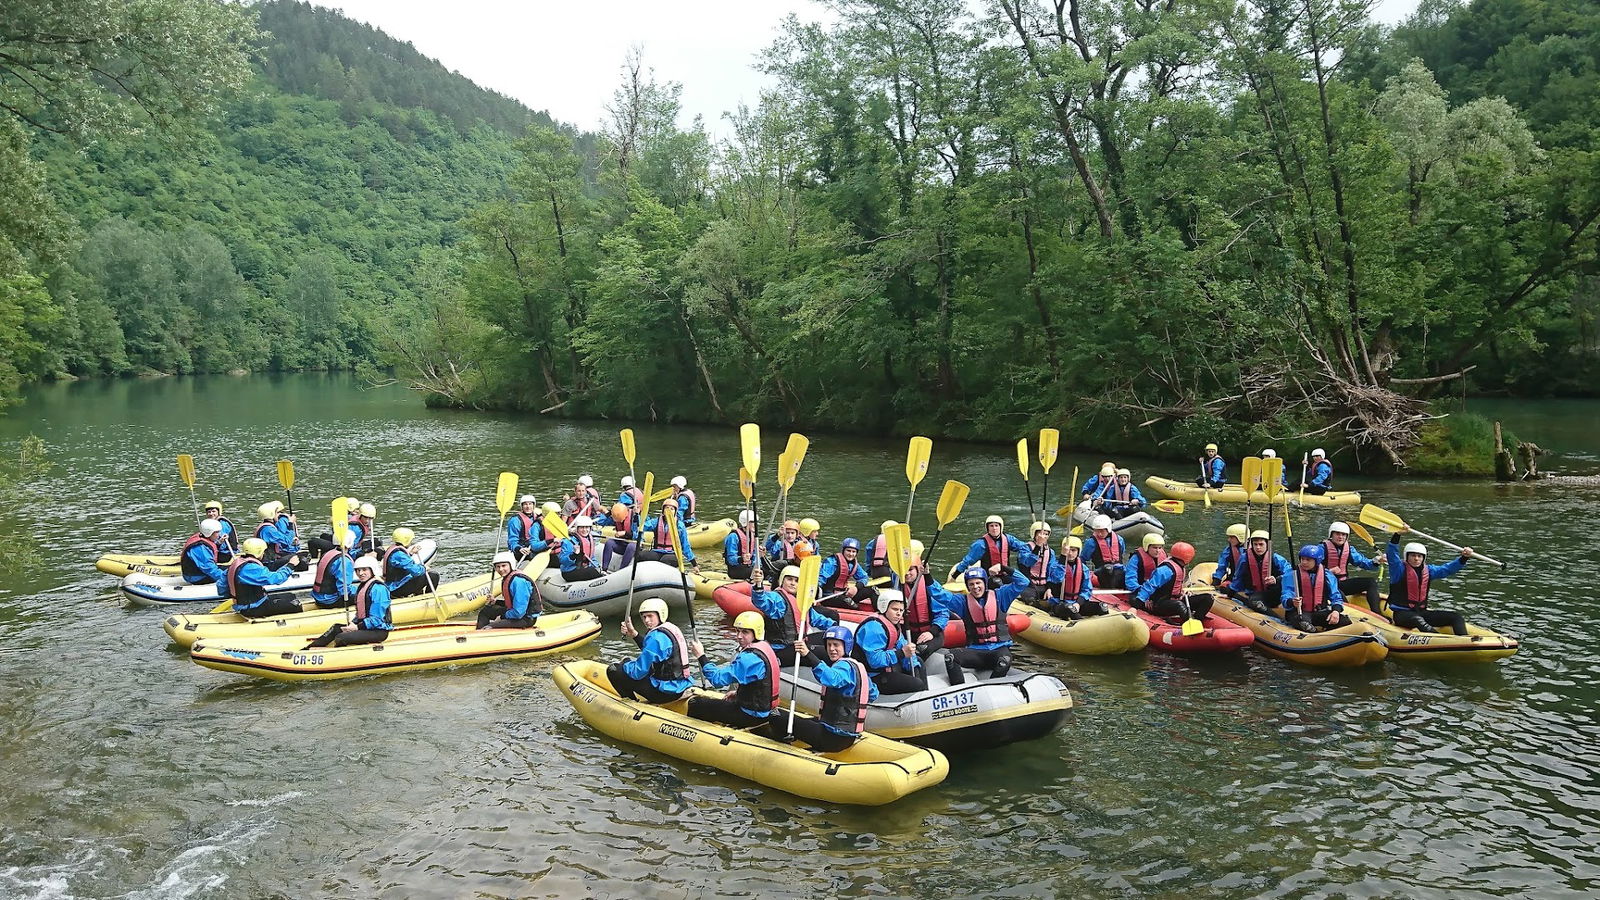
(0, 434, 47, 577)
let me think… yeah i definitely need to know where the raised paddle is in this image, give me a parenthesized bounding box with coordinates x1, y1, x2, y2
(624, 471, 656, 621)
(904, 435, 932, 524)
(883, 522, 912, 583)
(920, 480, 969, 571)
(276, 459, 296, 516)
(1349, 521, 1377, 547)
(646, 487, 676, 504)
(330, 496, 354, 619)
(1015, 438, 1034, 521)
(1240, 456, 1262, 532)
(1262, 456, 1284, 542)
(1297, 452, 1309, 509)
(785, 553, 823, 734)
(177, 454, 201, 526)
(739, 423, 764, 579)
(620, 428, 637, 481)
(776, 433, 810, 530)
(1038, 428, 1060, 524)
(662, 496, 701, 670)
(542, 509, 570, 542)
(1359, 504, 1506, 568)
(493, 471, 518, 559)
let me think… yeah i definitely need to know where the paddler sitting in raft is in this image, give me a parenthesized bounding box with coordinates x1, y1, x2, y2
(558, 515, 605, 582)
(762, 519, 806, 580)
(951, 515, 1027, 586)
(1213, 524, 1248, 587)
(202, 500, 239, 562)
(1196, 443, 1226, 488)
(752, 565, 840, 666)
(941, 566, 1029, 684)
(1288, 448, 1335, 495)
(309, 539, 353, 609)
(507, 494, 551, 564)
(225, 537, 302, 618)
(668, 475, 697, 526)
(1285, 545, 1347, 632)
(816, 538, 875, 609)
(687, 611, 780, 729)
(609, 597, 693, 704)
(561, 474, 602, 524)
(601, 478, 641, 571)
(305, 554, 393, 648)
(781, 625, 878, 753)
(1097, 468, 1146, 520)
(478, 551, 541, 629)
(863, 521, 898, 585)
(1124, 532, 1168, 594)
(381, 527, 438, 598)
(898, 555, 955, 658)
(639, 498, 697, 571)
(722, 509, 759, 581)
(1036, 535, 1104, 620)
(1017, 521, 1062, 607)
(254, 501, 303, 571)
(1081, 462, 1117, 501)
(1323, 521, 1380, 608)
(852, 594, 927, 694)
(1128, 541, 1210, 624)
(1385, 533, 1473, 634)
(180, 518, 228, 588)
(1224, 530, 1295, 615)
(1084, 515, 1127, 589)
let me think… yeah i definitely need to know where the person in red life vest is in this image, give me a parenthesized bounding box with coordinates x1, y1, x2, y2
(639, 499, 697, 571)
(180, 518, 228, 587)
(1129, 541, 1213, 624)
(1286, 545, 1348, 631)
(897, 556, 955, 658)
(1039, 536, 1104, 619)
(508, 495, 551, 563)
(668, 475, 698, 525)
(1212, 523, 1249, 587)
(559, 515, 606, 581)
(601, 478, 644, 571)
(561, 474, 601, 524)
(1385, 533, 1472, 633)
(477, 550, 541, 628)
(1322, 521, 1380, 608)
(610, 597, 694, 703)
(941, 566, 1030, 685)
(817, 538, 875, 610)
(1196, 443, 1226, 488)
(862, 520, 898, 584)
(379, 527, 437, 597)
(1225, 530, 1295, 614)
(778, 625, 878, 753)
(1124, 532, 1168, 594)
(309, 540, 354, 609)
(1017, 521, 1063, 606)
(722, 509, 759, 581)
(687, 611, 781, 729)
(852, 594, 927, 694)
(1084, 515, 1127, 589)
(762, 518, 805, 580)
(225, 537, 303, 618)
(952, 515, 1028, 583)
(1081, 462, 1117, 501)
(798, 518, 822, 556)
(1096, 468, 1146, 520)
(201, 500, 239, 562)
(306, 554, 393, 648)
(1288, 448, 1335, 494)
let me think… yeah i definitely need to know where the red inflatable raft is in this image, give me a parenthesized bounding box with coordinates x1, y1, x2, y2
(1097, 592, 1252, 654)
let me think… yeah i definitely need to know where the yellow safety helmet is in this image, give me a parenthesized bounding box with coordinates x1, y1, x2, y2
(204, 499, 223, 512)
(359, 502, 376, 518)
(392, 527, 414, 546)
(909, 539, 925, 559)
(240, 537, 267, 557)
(880, 520, 898, 533)
(258, 501, 282, 520)
(1062, 535, 1083, 551)
(799, 517, 820, 536)
(1030, 521, 1049, 536)
(541, 501, 560, 515)
(779, 565, 801, 582)
(346, 497, 361, 513)
(1227, 524, 1248, 541)
(638, 597, 669, 618)
(1142, 533, 1165, 548)
(1100, 463, 1116, 476)
(732, 611, 765, 640)
(1205, 443, 1218, 452)
(1250, 530, 1270, 541)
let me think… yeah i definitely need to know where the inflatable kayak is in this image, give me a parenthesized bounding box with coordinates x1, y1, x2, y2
(121, 540, 438, 607)
(1340, 599, 1519, 664)
(1010, 600, 1151, 655)
(534, 560, 692, 617)
(1186, 563, 1389, 667)
(553, 660, 948, 805)
(1144, 475, 1362, 507)
(189, 611, 603, 682)
(96, 553, 181, 578)
(1097, 592, 1254, 654)
(686, 569, 735, 600)
(162, 563, 502, 650)
(778, 663, 1070, 753)
(600, 517, 736, 551)
(708, 582, 1028, 649)
(1069, 501, 1164, 544)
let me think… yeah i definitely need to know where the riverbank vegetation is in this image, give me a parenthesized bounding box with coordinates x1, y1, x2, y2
(3, 0, 1596, 474)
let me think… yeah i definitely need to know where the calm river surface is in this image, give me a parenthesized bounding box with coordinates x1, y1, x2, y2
(0, 374, 1596, 899)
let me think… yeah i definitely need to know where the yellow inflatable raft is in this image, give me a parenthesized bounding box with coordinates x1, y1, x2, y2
(1188, 565, 1388, 667)
(189, 612, 602, 682)
(162, 567, 500, 650)
(553, 660, 948, 806)
(601, 517, 737, 551)
(1010, 601, 1151, 656)
(1144, 475, 1361, 507)
(1340, 600, 1519, 664)
(96, 553, 180, 578)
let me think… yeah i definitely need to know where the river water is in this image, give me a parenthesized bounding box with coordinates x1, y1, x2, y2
(0, 374, 1596, 899)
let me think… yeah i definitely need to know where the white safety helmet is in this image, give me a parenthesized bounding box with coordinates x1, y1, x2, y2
(1404, 542, 1427, 557)
(199, 518, 222, 537)
(779, 565, 801, 582)
(1328, 521, 1350, 535)
(1312, 448, 1326, 457)
(1090, 515, 1112, 530)
(354, 555, 381, 573)
(492, 551, 515, 567)
(577, 474, 593, 487)
(738, 509, 755, 525)
(985, 515, 1004, 527)
(671, 475, 687, 489)
(359, 503, 376, 518)
(519, 494, 536, 505)
(1116, 468, 1131, 477)
(572, 515, 594, 528)
(638, 597, 669, 618)
(1262, 449, 1277, 458)
(620, 476, 634, 488)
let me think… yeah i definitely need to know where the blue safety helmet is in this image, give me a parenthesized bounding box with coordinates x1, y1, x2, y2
(1298, 544, 1325, 563)
(841, 538, 861, 551)
(824, 625, 854, 655)
(963, 566, 987, 583)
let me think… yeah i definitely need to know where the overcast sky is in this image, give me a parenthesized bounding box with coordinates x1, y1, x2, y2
(321, 0, 1425, 134)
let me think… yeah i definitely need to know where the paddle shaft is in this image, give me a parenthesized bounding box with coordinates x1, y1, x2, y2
(1406, 527, 1506, 568)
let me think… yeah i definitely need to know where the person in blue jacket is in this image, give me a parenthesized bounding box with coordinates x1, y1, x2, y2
(202, 500, 238, 562)
(899, 557, 955, 658)
(1288, 448, 1335, 495)
(1039, 536, 1102, 619)
(1018, 522, 1063, 606)
(1226, 531, 1295, 614)
(942, 566, 1029, 684)
(1195, 443, 1226, 488)
(507, 494, 550, 563)
(309, 543, 354, 609)
(225, 537, 302, 618)
(345, 502, 379, 555)
(1286, 545, 1348, 631)
(687, 611, 781, 728)
(1124, 532, 1168, 594)
(638, 501, 697, 570)
(609, 597, 693, 703)
(179, 518, 227, 587)
(559, 515, 605, 581)
(478, 551, 541, 628)
(778, 625, 878, 753)
(306, 554, 392, 647)
(1213, 524, 1249, 587)
(817, 538, 875, 609)
(1385, 533, 1472, 633)
(751, 565, 838, 666)
(1081, 462, 1117, 501)
(722, 509, 759, 581)
(1130, 542, 1211, 623)
(853, 595, 926, 694)
(953, 515, 1028, 583)
(1322, 521, 1380, 608)
(382, 527, 438, 598)
(253, 501, 302, 571)
(1096, 468, 1145, 520)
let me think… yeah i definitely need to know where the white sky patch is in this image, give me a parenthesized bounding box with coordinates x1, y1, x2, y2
(319, 0, 1425, 134)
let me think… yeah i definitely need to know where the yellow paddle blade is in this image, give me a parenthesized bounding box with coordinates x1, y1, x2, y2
(542, 510, 570, 541)
(775, 449, 792, 491)
(779, 434, 809, 490)
(1262, 457, 1284, 500)
(796, 554, 822, 619)
(1038, 428, 1060, 473)
(1349, 521, 1376, 546)
(905, 436, 933, 489)
(619, 428, 636, 467)
(1181, 615, 1204, 637)
(1203, 488, 1212, 509)
(1070, 524, 1084, 536)
(648, 487, 675, 503)
(1360, 503, 1407, 533)
(739, 423, 761, 479)
(641, 472, 655, 509)
(883, 523, 912, 579)
(176, 454, 197, 487)
(738, 467, 754, 501)
(1241, 456, 1262, 493)
(331, 497, 348, 548)
(209, 596, 234, 614)
(276, 459, 295, 491)
(523, 550, 551, 580)
(1151, 499, 1185, 514)
(496, 472, 519, 515)
(934, 480, 970, 528)
(664, 501, 687, 571)
(1015, 438, 1030, 480)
